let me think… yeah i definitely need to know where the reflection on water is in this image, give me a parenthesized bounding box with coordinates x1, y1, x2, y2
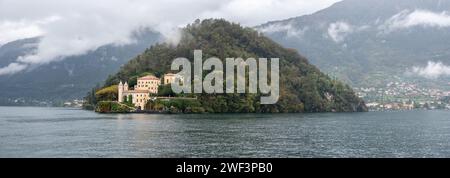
(1, 106, 450, 157)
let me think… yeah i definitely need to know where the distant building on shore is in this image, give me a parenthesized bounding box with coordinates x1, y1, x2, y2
(118, 73, 180, 110)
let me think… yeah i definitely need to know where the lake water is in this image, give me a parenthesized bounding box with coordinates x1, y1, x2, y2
(1, 106, 450, 157)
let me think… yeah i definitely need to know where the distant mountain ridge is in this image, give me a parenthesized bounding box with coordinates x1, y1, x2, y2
(0, 30, 161, 105)
(256, 0, 450, 89)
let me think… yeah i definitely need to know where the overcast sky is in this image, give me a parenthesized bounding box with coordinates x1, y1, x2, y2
(0, 0, 340, 75)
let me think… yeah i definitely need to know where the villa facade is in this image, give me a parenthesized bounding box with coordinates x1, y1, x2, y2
(118, 73, 182, 109)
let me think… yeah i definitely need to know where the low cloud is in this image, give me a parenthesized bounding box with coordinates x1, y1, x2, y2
(0, 16, 62, 46)
(327, 21, 354, 42)
(410, 61, 450, 79)
(381, 9, 450, 32)
(327, 21, 371, 43)
(0, 17, 55, 45)
(0, 0, 340, 76)
(0, 63, 28, 76)
(257, 23, 308, 38)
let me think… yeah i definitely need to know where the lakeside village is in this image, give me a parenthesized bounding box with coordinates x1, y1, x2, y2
(354, 81, 450, 111)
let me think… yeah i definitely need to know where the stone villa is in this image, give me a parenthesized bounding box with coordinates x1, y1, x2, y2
(118, 73, 181, 109)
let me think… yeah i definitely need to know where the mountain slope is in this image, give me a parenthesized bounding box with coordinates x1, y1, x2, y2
(256, 0, 450, 88)
(0, 30, 161, 106)
(93, 19, 367, 112)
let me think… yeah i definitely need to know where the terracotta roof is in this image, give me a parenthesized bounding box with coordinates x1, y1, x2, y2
(138, 75, 160, 80)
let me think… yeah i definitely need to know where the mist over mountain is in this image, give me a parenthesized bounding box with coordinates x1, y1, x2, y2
(0, 30, 161, 105)
(256, 0, 450, 89)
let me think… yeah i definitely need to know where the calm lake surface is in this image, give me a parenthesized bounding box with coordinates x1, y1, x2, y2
(1, 106, 450, 157)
